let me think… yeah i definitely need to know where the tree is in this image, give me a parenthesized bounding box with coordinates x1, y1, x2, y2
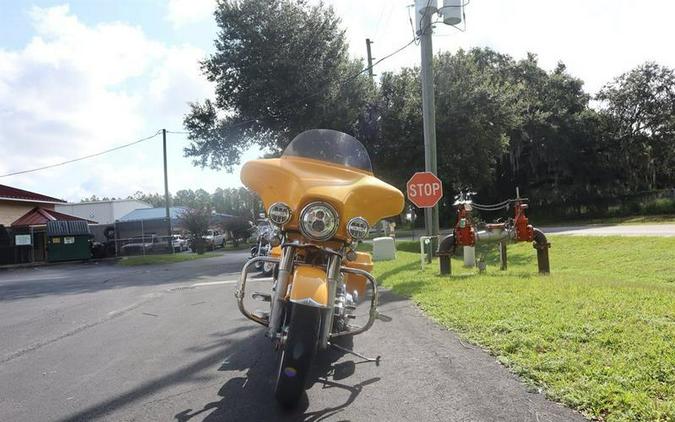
(597, 62, 675, 192)
(360, 48, 520, 221)
(178, 207, 211, 254)
(129, 191, 165, 208)
(497, 55, 606, 211)
(183, 0, 373, 170)
(222, 217, 253, 247)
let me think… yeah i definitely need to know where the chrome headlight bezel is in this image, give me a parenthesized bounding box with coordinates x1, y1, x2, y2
(299, 201, 339, 241)
(267, 202, 292, 226)
(347, 217, 369, 240)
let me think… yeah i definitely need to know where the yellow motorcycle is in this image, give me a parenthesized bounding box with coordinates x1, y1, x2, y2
(235, 129, 404, 407)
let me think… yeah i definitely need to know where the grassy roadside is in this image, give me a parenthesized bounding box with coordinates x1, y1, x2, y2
(118, 242, 253, 266)
(368, 237, 675, 421)
(119, 251, 225, 266)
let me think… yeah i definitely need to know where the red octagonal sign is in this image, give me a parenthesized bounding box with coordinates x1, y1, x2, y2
(407, 172, 443, 208)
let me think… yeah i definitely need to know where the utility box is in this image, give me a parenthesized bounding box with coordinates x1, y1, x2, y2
(372, 236, 396, 261)
(46, 220, 92, 262)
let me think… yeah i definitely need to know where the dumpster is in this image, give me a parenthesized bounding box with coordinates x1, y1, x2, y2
(46, 220, 92, 262)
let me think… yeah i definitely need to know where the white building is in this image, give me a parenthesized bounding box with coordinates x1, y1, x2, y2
(55, 199, 152, 225)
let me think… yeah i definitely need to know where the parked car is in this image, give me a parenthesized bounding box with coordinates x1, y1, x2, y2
(203, 229, 225, 250)
(120, 235, 171, 255)
(172, 234, 188, 252)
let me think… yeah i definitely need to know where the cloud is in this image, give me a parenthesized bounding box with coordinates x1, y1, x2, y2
(327, 0, 675, 94)
(0, 4, 214, 200)
(166, 0, 216, 27)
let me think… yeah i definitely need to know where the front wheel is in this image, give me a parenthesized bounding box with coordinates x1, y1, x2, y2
(274, 304, 321, 408)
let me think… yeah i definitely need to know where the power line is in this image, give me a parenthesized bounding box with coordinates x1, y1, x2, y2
(2, 33, 419, 178)
(372, 2, 389, 40)
(0, 130, 162, 178)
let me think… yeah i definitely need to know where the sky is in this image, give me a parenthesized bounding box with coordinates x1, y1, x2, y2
(1, 0, 674, 202)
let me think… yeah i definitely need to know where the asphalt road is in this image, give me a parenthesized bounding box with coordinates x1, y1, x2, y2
(380, 223, 675, 242)
(540, 223, 675, 236)
(0, 253, 583, 421)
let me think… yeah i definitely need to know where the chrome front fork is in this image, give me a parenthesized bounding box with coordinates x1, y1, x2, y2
(267, 246, 296, 338)
(319, 254, 342, 350)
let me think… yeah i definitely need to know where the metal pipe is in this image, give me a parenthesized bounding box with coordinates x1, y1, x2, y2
(475, 227, 510, 243)
(499, 241, 507, 271)
(437, 233, 455, 275)
(532, 228, 551, 274)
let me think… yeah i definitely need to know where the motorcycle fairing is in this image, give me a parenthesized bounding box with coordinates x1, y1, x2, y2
(241, 156, 404, 240)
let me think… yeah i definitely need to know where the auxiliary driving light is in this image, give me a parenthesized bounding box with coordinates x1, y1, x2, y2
(268, 202, 292, 226)
(347, 217, 369, 240)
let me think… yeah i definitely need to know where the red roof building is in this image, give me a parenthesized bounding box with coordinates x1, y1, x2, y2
(0, 184, 67, 227)
(0, 184, 66, 204)
(11, 207, 97, 227)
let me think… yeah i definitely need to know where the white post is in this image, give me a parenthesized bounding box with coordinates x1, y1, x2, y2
(463, 245, 475, 267)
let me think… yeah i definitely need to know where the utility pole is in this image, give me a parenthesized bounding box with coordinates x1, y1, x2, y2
(365, 38, 375, 80)
(162, 129, 173, 253)
(417, 1, 440, 242)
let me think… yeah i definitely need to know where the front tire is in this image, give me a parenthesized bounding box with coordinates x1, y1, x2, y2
(274, 304, 321, 408)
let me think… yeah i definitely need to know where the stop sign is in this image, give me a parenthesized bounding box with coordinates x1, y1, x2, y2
(407, 172, 443, 208)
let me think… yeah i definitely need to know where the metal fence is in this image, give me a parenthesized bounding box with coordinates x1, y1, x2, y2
(0, 226, 47, 265)
(91, 219, 182, 258)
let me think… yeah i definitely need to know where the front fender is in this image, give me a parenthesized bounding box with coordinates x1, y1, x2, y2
(289, 266, 328, 308)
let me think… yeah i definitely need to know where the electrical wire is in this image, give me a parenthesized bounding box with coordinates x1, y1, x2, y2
(373, 1, 393, 40)
(417, 0, 434, 37)
(0, 130, 163, 178)
(2, 18, 423, 177)
(407, 5, 420, 45)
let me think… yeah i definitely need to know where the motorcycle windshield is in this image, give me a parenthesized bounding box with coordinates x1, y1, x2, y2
(282, 129, 372, 173)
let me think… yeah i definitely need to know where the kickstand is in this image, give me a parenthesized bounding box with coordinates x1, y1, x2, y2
(328, 341, 381, 366)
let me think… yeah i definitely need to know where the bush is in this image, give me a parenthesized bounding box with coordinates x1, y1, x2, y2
(641, 197, 675, 214)
(178, 207, 211, 254)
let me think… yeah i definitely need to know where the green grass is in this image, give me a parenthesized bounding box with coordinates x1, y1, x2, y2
(119, 251, 225, 266)
(370, 237, 675, 421)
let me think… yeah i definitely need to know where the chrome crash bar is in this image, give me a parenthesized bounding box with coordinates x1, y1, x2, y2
(234, 256, 280, 327)
(234, 256, 380, 337)
(331, 266, 379, 338)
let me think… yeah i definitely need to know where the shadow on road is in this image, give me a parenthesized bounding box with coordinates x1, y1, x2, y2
(56, 324, 377, 422)
(175, 335, 379, 422)
(56, 324, 257, 422)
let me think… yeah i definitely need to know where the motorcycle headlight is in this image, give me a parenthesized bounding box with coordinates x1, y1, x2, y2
(268, 202, 292, 226)
(299, 202, 339, 241)
(347, 217, 369, 240)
